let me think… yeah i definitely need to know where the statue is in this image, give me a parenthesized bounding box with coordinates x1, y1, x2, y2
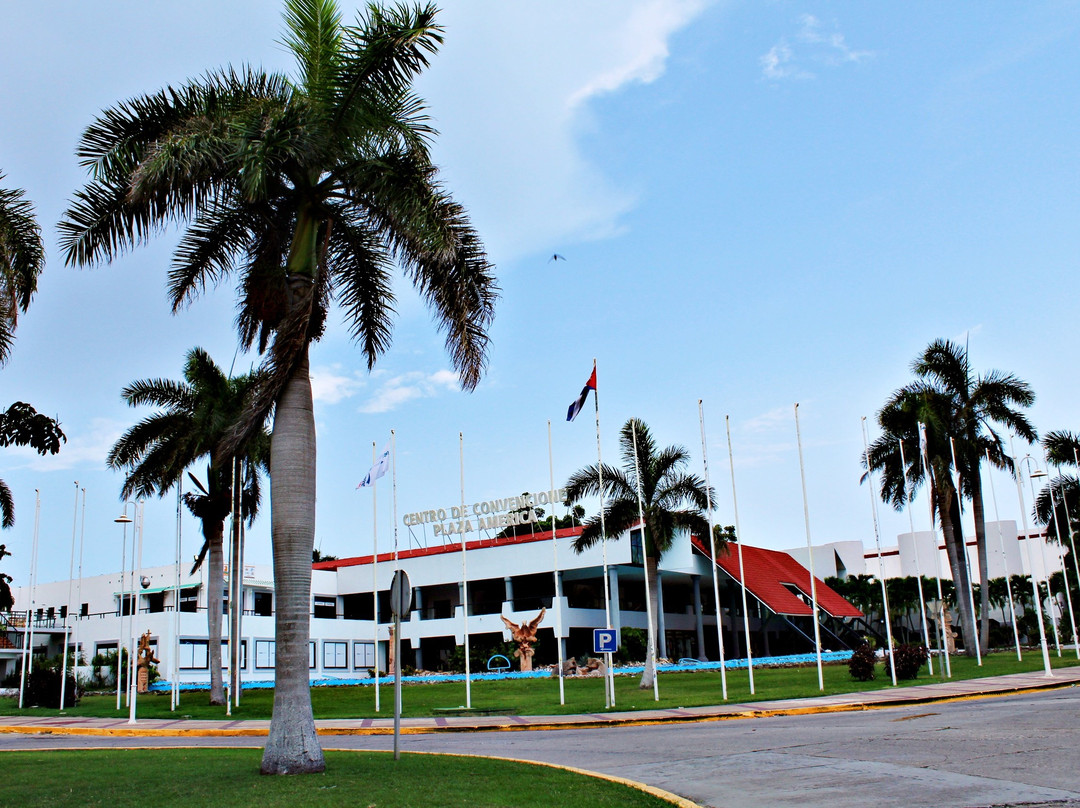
(136, 631, 158, 694)
(934, 608, 958, 656)
(387, 624, 396, 675)
(562, 656, 606, 677)
(500, 608, 545, 672)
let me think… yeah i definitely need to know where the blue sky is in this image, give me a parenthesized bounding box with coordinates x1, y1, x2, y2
(2, 1, 1078, 587)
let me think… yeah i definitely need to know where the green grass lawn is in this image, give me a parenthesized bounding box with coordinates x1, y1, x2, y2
(4, 651, 1077, 720)
(1, 749, 674, 807)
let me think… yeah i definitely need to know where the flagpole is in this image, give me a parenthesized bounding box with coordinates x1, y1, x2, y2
(725, 417, 754, 694)
(371, 441, 381, 712)
(861, 420, 896, 686)
(1026, 457, 1062, 656)
(173, 479, 182, 709)
(391, 428, 402, 758)
(18, 490, 40, 709)
(1011, 438, 1052, 676)
(61, 480, 79, 710)
(74, 487, 88, 701)
(591, 359, 615, 707)
(460, 431, 472, 709)
(918, 422, 951, 678)
(984, 450, 1022, 660)
(794, 404, 824, 691)
(629, 420, 660, 701)
(128, 500, 145, 724)
(547, 420, 566, 705)
(949, 437, 982, 665)
(1044, 452, 1079, 658)
(898, 438, 935, 674)
(698, 401, 727, 700)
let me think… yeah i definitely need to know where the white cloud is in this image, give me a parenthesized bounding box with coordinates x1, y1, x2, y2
(418, 1, 712, 260)
(761, 14, 873, 81)
(6, 418, 125, 472)
(359, 370, 461, 414)
(310, 365, 365, 405)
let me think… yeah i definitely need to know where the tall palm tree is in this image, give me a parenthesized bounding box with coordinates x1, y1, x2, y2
(910, 339, 1036, 649)
(565, 418, 714, 690)
(0, 172, 43, 366)
(108, 347, 268, 705)
(1036, 431, 1080, 542)
(60, 0, 495, 773)
(866, 387, 981, 654)
(1, 174, 61, 531)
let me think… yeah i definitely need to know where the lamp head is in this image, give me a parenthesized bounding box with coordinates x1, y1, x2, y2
(115, 514, 133, 525)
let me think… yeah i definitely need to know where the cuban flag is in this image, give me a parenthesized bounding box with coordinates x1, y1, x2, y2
(358, 442, 391, 488)
(566, 367, 597, 422)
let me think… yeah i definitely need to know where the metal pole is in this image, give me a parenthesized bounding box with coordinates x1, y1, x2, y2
(1026, 461, 1061, 656)
(371, 441, 380, 712)
(1043, 455, 1079, 658)
(547, 420, 566, 705)
(73, 488, 87, 698)
(128, 501, 145, 724)
(862, 420, 896, 686)
(725, 416, 755, 694)
(898, 439, 934, 674)
(459, 431, 471, 709)
(61, 481, 79, 710)
(115, 505, 131, 710)
(985, 450, 1022, 660)
(18, 490, 41, 709)
(630, 421, 660, 701)
(591, 360, 615, 707)
(918, 423, 951, 678)
(1012, 443, 1052, 676)
(794, 404, 824, 691)
(698, 401, 727, 700)
(949, 438, 982, 665)
(391, 429, 402, 760)
(173, 480, 182, 710)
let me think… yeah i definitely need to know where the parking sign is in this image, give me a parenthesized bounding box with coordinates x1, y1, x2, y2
(593, 628, 618, 654)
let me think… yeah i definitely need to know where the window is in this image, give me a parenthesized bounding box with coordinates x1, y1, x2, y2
(147, 592, 166, 613)
(323, 641, 348, 669)
(46, 606, 55, 620)
(313, 596, 337, 619)
(255, 639, 275, 669)
(309, 641, 317, 669)
(353, 642, 375, 669)
(59, 605, 67, 619)
(180, 588, 198, 613)
(220, 640, 248, 670)
(80, 603, 89, 617)
(630, 528, 644, 566)
(119, 595, 135, 616)
(253, 591, 272, 616)
(95, 642, 118, 657)
(179, 639, 209, 670)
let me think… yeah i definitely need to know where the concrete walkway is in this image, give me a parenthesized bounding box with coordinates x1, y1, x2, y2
(1, 666, 1077, 738)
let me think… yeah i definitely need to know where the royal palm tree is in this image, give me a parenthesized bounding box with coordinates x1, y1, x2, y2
(108, 347, 268, 705)
(866, 386, 982, 654)
(1035, 431, 1080, 542)
(910, 339, 1036, 649)
(0, 172, 43, 366)
(60, 1, 495, 773)
(565, 418, 714, 689)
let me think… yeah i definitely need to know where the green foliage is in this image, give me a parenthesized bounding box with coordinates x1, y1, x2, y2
(847, 643, 877, 681)
(442, 640, 519, 673)
(883, 643, 928, 680)
(615, 628, 648, 663)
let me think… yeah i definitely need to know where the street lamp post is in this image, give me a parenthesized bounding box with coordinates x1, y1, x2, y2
(1027, 465, 1062, 656)
(1013, 454, 1052, 677)
(128, 501, 145, 724)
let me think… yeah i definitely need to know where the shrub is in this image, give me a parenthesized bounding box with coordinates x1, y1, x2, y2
(21, 667, 79, 708)
(848, 643, 876, 681)
(883, 643, 928, 680)
(614, 628, 647, 663)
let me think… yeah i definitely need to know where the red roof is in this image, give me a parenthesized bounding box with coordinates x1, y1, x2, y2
(692, 537, 862, 618)
(312, 526, 585, 571)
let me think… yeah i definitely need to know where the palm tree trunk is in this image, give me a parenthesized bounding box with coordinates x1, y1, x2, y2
(260, 347, 325, 775)
(970, 468, 991, 650)
(939, 495, 977, 657)
(205, 519, 226, 706)
(639, 554, 659, 690)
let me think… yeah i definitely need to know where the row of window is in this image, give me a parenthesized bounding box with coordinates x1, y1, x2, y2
(98, 639, 377, 672)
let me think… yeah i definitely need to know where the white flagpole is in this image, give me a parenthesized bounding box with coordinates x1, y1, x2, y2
(725, 416, 754, 694)
(115, 503, 130, 710)
(391, 428, 402, 758)
(18, 490, 41, 709)
(591, 360, 615, 707)
(1044, 453, 1078, 658)
(698, 401, 727, 700)
(74, 487, 87, 699)
(861, 420, 896, 686)
(126, 502, 139, 708)
(898, 438, 935, 674)
(460, 432, 472, 708)
(794, 404, 824, 691)
(1026, 458, 1062, 657)
(61, 481, 79, 710)
(371, 441, 381, 712)
(629, 421, 660, 701)
(949, 437, 982, 665)
(918, 422, 951, 678)
(984, 450, 1022, 660)
(1011, 438, 1052, 676)
(173, 480, 182, 709)
(547, 420, 566, 705)
(1062, 450, 1080, 656)
(129, 501, 145, 724)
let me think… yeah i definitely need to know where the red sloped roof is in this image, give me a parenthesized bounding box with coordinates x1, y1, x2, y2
(692, 537, 862, 618)
(312, 526, 585, 571)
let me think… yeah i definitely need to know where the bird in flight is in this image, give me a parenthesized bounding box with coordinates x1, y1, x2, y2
(548, 254, 566, 263)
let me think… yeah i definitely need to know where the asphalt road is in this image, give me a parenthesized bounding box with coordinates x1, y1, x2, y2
(4, 688, 1079, 808)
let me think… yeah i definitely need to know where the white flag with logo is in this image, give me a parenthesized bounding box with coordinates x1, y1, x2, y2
(358, 442, 391, 488)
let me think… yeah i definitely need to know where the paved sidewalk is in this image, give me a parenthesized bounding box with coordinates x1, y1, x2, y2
(1, 666, 1076, 738)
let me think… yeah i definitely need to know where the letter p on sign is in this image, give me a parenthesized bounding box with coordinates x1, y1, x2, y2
(593, 628, 618, 654)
